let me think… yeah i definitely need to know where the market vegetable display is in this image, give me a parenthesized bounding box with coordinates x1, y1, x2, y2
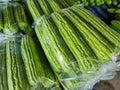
(25, 0, 118, 21)
(0, 0, 120, 90)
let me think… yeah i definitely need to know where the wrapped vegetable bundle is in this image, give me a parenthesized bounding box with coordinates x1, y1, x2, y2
(0, 1, 120, 90)
(6, 36, 30, 90)
(21, 35, 62, 90)
(0, 33, 62, 90)
(0, 3, 32, 35)
(33, 5, 120, 90)
(0, 33, 30, 90)
(3, 3, 19, 34)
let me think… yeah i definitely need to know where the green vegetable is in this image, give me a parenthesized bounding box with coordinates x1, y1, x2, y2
(3, 3, 19, 34)
(37, 0, 52, 14)
(96, 0, 104, 6)
(107, 8, 116, 13)
(104, 0, 112, 5)
(51, 12, 98, 73)
(71, 6, 120, 47)
(0, 9, 3, 32)
(110, 25, 120, 34)
(26, 0, 43, 21)
(112, 0, 118, 5)
(47, 0, 61, 12)
(21, 35, 61, 89)
(64, 9, 116, 61)
(14, 3, 32, 33)
(6, 37, 29, 90)
(57, 0, 70, 8)
(0, 42, 7, 90)
(111, 20, 120, 33)
(35, 15, 80, 89)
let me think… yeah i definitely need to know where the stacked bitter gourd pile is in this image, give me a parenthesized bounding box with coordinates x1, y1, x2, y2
(0, 2, 62, 90)
(0, 34, 61, 90)
(34, 5, 120, 89)
(25, 0, 119, 21)
(0, 0, 120, 90)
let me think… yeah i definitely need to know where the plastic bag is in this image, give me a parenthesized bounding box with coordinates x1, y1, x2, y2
(33, 4, 120, 90)
(0, 32, 62, 90)
(0, 0, 22, 3)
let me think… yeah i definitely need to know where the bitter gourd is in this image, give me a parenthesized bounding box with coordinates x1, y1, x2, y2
(3, 3, 19, 34)
(63, 9, 116, 61)
(0, 41, 7, 90)
(26, 0, 43, 21)
(71, 6, 120, 47)
(6, 37, 29, 90)
(14, 3, 32, 33)
(51, 12, 98, 73)
(0, 9, 3, 32)
(35, 16, 80, 89)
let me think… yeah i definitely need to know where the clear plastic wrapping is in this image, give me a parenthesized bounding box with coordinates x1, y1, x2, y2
(33, 4, 120, 90)
(0, 0, 22, 3)
(0, 32, 62, 90)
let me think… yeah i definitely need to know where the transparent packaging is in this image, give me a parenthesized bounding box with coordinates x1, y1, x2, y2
(0, 32, 62, 90)
(0, 0, 21, 3)
(33, 4, 120, 90)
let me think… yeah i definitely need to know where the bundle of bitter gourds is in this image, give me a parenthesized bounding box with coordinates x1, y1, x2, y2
(21, 35, 62, 90)
(0, 0, 120, 90)
(0, 33, 62, 90)
(0, 3, 32, 34)
(33, 5, 120, 90)
(0, 34, 30, 90)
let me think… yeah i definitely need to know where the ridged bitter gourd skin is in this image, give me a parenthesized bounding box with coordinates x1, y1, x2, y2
(71, 6, 120, 47)
(62, 9, 116, 61)
(51, 12, 98, 73)
(3, 3, 19, 34)
(35, 16, 81, 89)
(0, 10, 3, 32)
(0, 41, 7, 90)
(21, 35, 61, 90)
(14, 3, 32, 33)
(6, 37, 30, 90)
